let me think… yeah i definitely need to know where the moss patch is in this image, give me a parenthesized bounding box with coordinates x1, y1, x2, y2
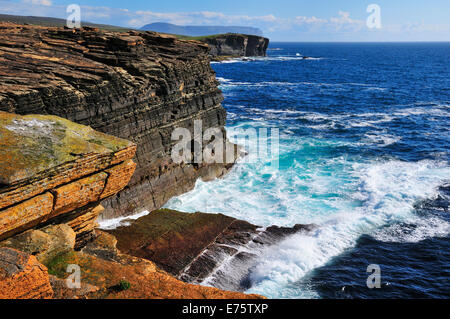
(0, 111, 134, 185)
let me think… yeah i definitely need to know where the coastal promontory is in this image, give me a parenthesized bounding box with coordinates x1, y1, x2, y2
(0, 22, 235, 220)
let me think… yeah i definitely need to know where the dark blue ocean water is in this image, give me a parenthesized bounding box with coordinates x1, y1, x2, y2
(166, 43, 450, 298)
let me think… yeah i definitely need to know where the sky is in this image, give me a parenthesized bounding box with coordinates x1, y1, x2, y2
(1, 0, 449, 41)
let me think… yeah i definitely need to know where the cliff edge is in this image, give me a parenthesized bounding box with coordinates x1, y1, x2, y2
(0, 111, 262, 299)
(198, 33, 269, 59)
(0, 23, 235, 220)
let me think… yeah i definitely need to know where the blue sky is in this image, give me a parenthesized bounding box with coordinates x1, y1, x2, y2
(1, 0, 449, 41)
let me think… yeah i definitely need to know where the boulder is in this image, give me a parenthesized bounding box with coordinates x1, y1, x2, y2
(0, 111, 136, 247)
(0, 247, 53, 299)
(0, 224, 76, 265)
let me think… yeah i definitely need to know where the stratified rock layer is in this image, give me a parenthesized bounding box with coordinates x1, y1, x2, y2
(0, 224, 76, 265)
(0, 111, 136, 246)
(0, 23, 233, 219)
(107, 209, 315, 291)
(46, 231, 264, 299)
(200, 33, 269, 58)
(0, 247, 53, 299)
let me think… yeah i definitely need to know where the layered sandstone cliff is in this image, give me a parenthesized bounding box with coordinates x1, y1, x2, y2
(0, 111, 261, 299)
(0, 23, 234, 220)
(199, 33, 269, 58)
(0, 111, 137, 247)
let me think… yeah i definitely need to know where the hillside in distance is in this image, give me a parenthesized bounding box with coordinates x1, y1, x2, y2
(140, 22, 263, 36)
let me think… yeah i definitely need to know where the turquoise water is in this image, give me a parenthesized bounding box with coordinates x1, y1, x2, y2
(165, 43, 450, 298)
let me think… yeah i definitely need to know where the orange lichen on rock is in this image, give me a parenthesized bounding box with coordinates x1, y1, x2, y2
(46, 232, 264, 299)
(0, 111, 137, 243)
(52, 172, 108, 216)
(0, 192, 54, 241)
(0, 247, 53, 299)
(102, 160, 137, 198)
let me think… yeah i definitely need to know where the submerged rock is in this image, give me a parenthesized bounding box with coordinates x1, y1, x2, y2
(106, 209, 315, 291)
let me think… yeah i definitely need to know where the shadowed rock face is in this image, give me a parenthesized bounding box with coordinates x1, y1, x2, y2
(201, 34, 269, 58)
(0, 23, 234, 219)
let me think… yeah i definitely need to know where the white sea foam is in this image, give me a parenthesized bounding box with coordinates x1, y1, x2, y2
(372, 216, 450, 243)
(98, 210, 150, 230)
(362, 132, 401, 146)
(165, 137, 450, 298)
(245, 160, 450, 297)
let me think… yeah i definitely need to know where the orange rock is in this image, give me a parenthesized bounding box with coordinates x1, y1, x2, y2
(0, 111, 137, 210)
(52, 172, 107, 217)
(0, 247, 53, 299)
(101, 160, 137, 198)
(0, 112, 137, 247)
(49, 275, 99, 299)
(0, 192, 53, 240)
(46, 233, 264, 299)
(67, 205, 104, 237)
(66, 205, 104, 249)
(0, 224, 76, 265)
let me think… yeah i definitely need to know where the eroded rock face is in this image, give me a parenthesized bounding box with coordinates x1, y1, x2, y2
(0, 247, 53, 299)
(0, 23, 234, 219)
(0, 111, 136, 246)
(202, 34, 269, 58)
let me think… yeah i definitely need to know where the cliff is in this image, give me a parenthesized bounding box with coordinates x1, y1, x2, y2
(0, 112, 262, 299)
(0, 23, 272, 299)
(0, 22, 235, 220)
(198, 33, 269, 59)
(0, 111, 136, 247)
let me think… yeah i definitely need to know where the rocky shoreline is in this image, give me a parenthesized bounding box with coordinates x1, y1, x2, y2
(0, 22, 235, 220)
(106, 209, 315, 290)
(0, 23, 284, 299)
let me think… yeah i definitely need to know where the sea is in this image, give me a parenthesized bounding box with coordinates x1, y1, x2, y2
(164, 42, 450, 298)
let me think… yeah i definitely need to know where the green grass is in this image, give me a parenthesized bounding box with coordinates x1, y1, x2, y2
(117, 280, 131, 291)
(45, 251, 76, 278)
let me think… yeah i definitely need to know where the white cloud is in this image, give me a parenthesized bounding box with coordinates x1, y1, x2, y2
(0, 3, 448, 41)
(22, 0, 52, 6)
(127, 10, 282, 28)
